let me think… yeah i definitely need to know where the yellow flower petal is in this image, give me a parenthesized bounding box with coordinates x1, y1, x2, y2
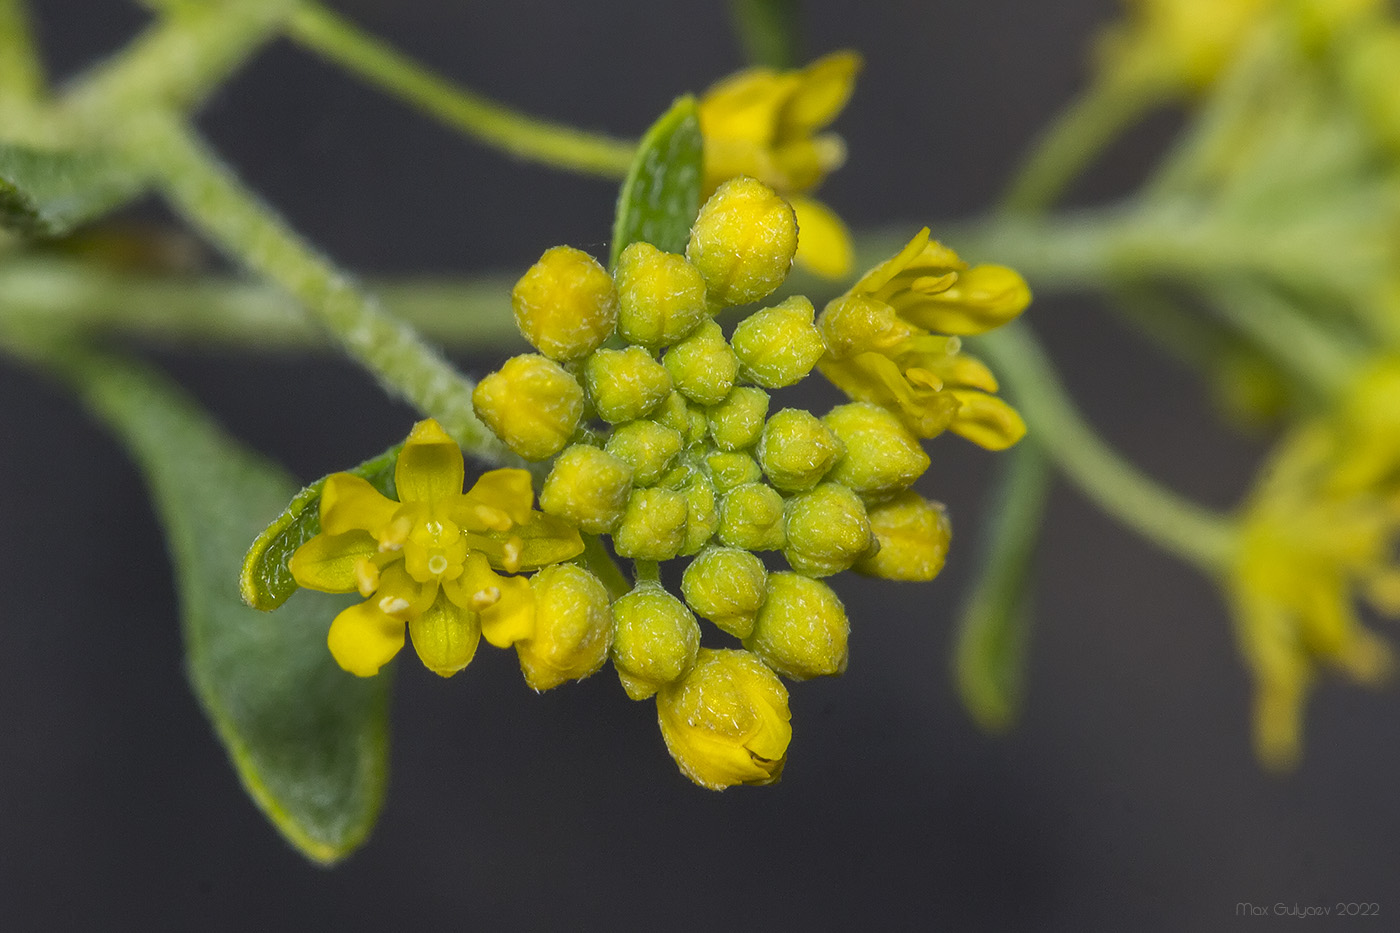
(445, 553, 537, 648)
(408, 591, 482, 677)
(851, 228, 931, 297)
(896, 264, 1032, 336)
(394, 418, 465, 504)
(790, 196, 854, 281)
(949, 390, 1027, 450)
(320, 473, 398, 537)
(327, 600, 405, 677)
(464, 468, 535, 526)
(288, 530, 378, 593)
(783, 51, 862, 134)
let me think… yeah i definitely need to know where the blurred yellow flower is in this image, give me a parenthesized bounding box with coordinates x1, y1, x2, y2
(698, 51, 861, 279)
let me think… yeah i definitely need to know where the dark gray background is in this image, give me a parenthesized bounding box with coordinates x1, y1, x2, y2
(2, 1, 1396, 929)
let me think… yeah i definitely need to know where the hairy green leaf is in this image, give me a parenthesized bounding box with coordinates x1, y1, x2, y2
(952, 440, 1050, 733)
(47, 346, 389, 864)
(241, 443, 401, 611)
(609, 95, 704, 266)
(0, 143, 145, 237)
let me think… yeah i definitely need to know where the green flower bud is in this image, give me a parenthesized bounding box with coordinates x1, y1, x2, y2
(663, 321, 739, 406)
(657, 459, 698, 490)
(783, 482, 874, 577)
(730, 296, 827, 388)
(657, 648, 790, 790)
(604, 420, 684, 486)
(511, 245, 617, 360)
(516, 564, 613, 692)
(613, 487, 689, 560)
(756, 408, 845, 492)
(681, 546, 768, 638)
(473, 354, 584, 460)
(686, 177, 797, 308)
(684, 404, 710, 446)
(856, 491, 951, 581)
(614, 241, 710, 348)
(681, 473, 720, 555)
(654, 391, 691, 436)
(585, 346, 673, 424)
(706, 450, 763, 493)
(718, 482, 787, 551)
(744, 572, 848, 679)
(611, 581, 701, 699)
(707, 386, 770, 451)
(539, 443, 634, 533)
(822, 402, 930, 499)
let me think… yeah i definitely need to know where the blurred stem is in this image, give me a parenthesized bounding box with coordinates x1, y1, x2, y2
(975, 322, 1236, 573)
(0, 0, 45, 104)
(287, 2, 635, 179)
(728, 0, 801, 69)
(583, 536, 631, 600)
(124, 111, 508, 461)
(1001, 73, 1158, 214)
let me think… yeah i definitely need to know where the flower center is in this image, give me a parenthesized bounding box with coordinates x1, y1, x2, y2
(403, 513, 468, 583)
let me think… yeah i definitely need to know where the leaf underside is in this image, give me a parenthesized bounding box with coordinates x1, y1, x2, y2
(609, 95, 704, 267)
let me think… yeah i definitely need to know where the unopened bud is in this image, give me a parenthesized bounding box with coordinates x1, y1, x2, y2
(686, 177, 797, 308)
(611, 581, 701, 699)
(718, 482, 787, 551)
(664, 320, 739, 406)
(585, 346, 673, 424)
(707, 386, 770, 451)
(744, 571, 848, 679)
(539, 444, 634, 533)
(614, 241, 710, 348)
(604, 419, 684, 486)
(681, 546, 768, 638)
(822, 402, 930, 499)
(756, 407, 844, 492)
(473, 354, 584, 460)
(681, 473, 720, 555)
(516, 564, 613, 691)
(706, 450, 763, 493)
(613, 487, 689, 560)
(783, 482, 873, 576)
(730, 296, 827, 388)
(855, 490, 951, 581)
(511, 245, 617, 360)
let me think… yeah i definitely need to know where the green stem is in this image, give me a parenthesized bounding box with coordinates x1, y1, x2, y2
(582, 535, 631, 600)
(1000, 74, 1159, 214)
(633, 560, 661, 584)
(728, 0, 801, 69)
(61, 0, 293, 127)
(0, 0, 44, 104)
(974, 322, 1236, 573)
(287, 2, 635, 179)
(123, 112, 506, 459)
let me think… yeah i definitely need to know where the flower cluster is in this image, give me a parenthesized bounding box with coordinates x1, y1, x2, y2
(470, 176, 1029, 788)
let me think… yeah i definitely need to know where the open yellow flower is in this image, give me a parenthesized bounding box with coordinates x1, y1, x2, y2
(816, 229, 1030, 448)
(289, 419, 584, 678)
(698, 51, 861, 279)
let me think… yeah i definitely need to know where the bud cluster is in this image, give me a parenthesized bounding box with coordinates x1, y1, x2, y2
(472, 177, 979, 790)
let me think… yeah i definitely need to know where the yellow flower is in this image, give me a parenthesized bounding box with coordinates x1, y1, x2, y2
(1229, 386, 1399, 769)
(816, 229, 1030, 448)
(698, 52, 861, 279)
(289, 419, 584, 678)
(1099, 0, 1274, 92)
(656, 648, 792, 790)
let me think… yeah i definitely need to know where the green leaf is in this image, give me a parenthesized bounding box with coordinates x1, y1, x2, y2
(47, 345, 388, 864)
(241, 442, 401, 611)
(609, 95, 704, 267)
(952, 440, 1050, 733)
(0, 143, 146, 237)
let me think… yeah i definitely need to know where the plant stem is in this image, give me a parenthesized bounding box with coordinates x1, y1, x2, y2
(1000, 74, 1158, 214)
(582, 535, 631, 601)
(123, 111, 508, 460)
(0, 0, 44, 104)
(975, 322, 1236, 573)
(287, 2, 636, 179)
(728, 0, 801, 69)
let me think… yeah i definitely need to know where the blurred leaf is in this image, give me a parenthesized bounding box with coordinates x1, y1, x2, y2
(609, 95, 703, 267)
(728, 0, 801, 69)
(241, 442, 401, 611)
(953, 440, 1050, 733)
(0, 143, 145, 237)
(50, 346, 389, 864)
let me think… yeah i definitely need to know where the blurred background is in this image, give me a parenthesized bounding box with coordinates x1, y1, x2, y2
(1, 1, 1396, 929)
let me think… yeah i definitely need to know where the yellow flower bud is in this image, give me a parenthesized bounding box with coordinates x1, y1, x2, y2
(539, 443, 634, 534)
(756, 407, 845, 492)
(604, 420, 684, 486)
(717, 481, 787, 551)
(681, 473, 720, 555)
(614, 241, 710, 349)
(855, 491, 951, 581)
(730, 296, 827, 388)
(681, 546, 768, 638)
(473, 354, 584, 460)
(584, 346, 673, 424)
(822, 402, 930, 499)
(663, 320, 739, 406)
(783, 482, 874, 577)
(611, 581, 701, 699)
(657, 648, 791, 790)
(744, 572, 848, 679)
(515, 564, 613, 691)
(613, 487, 690, 560)
(686, 177, 797, 308)
(511, 245, 617, 360)
(706, 450, 763, 493)
(707, 386, 770, 451)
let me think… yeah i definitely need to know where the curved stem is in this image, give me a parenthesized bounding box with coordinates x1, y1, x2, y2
(287, 2, 636, 179)
(0, 0, 44, 105)
(124, 111, 509, 462)
(975, 322, 1236, 573)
